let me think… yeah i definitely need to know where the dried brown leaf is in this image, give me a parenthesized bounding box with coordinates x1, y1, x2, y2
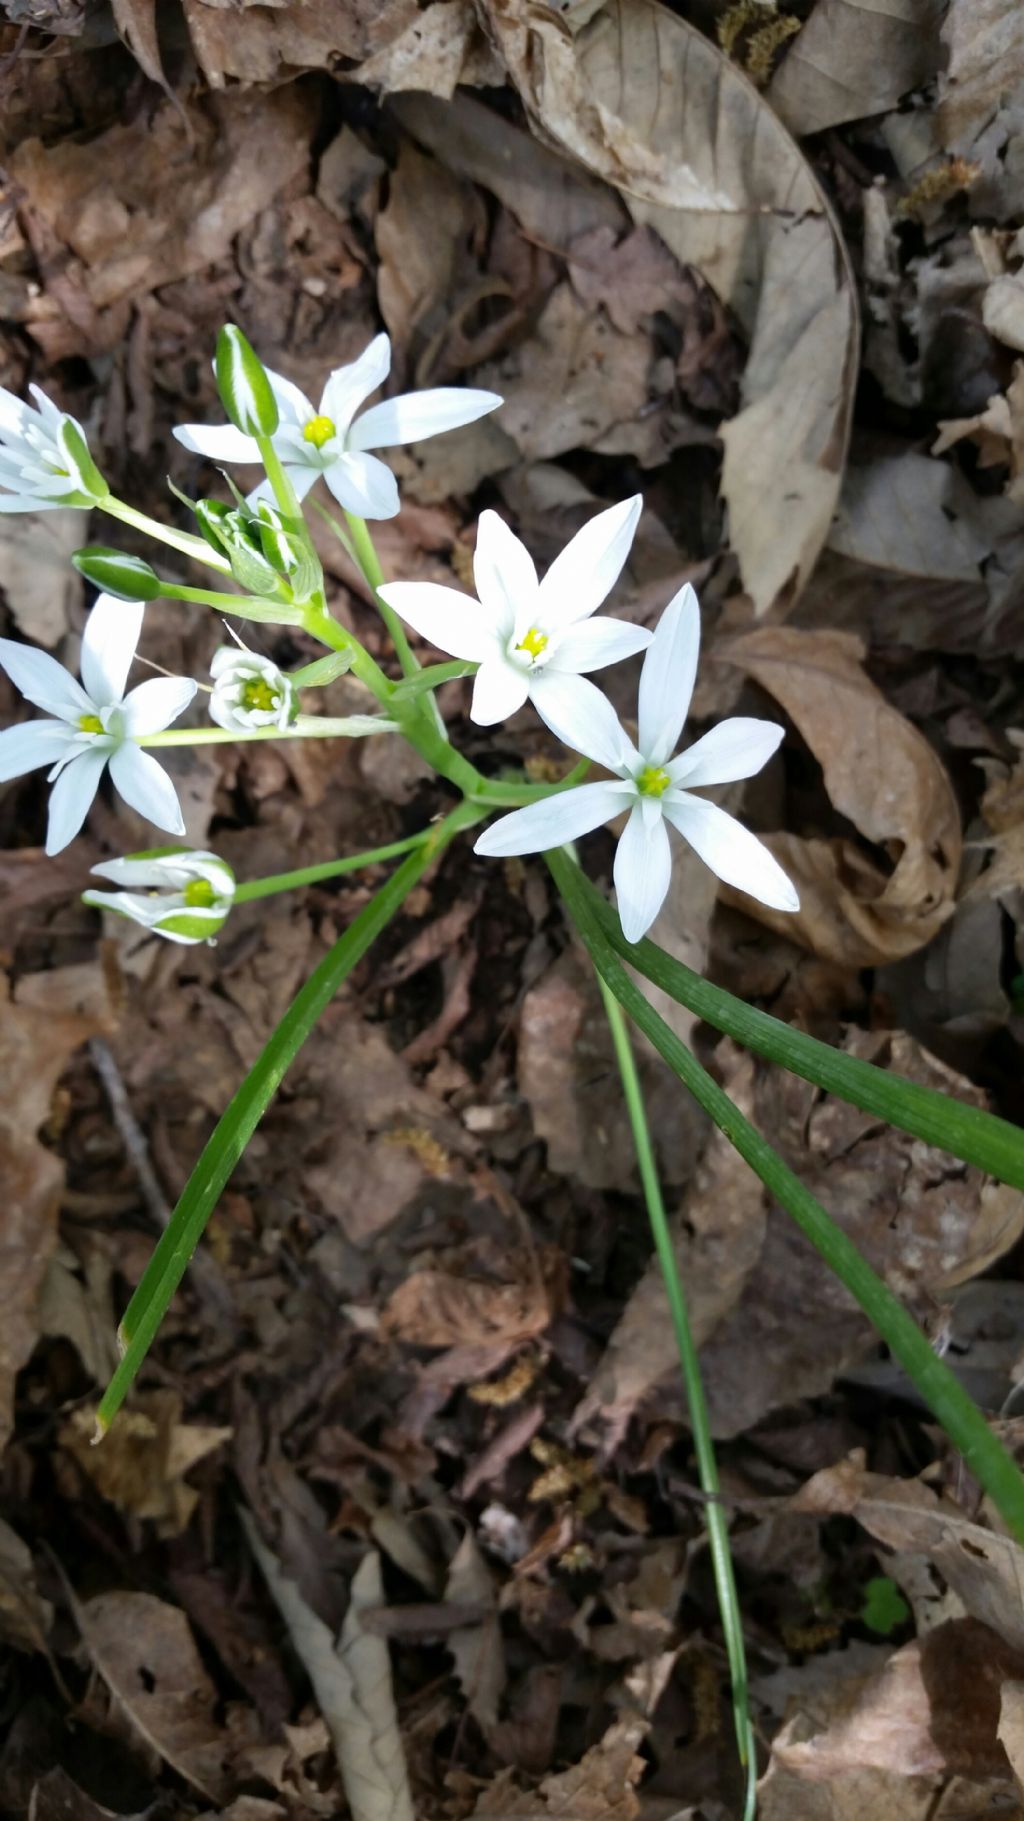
(0, 511, 87, 648)
(477, 0, 858, 616)
(722, 626, 962, 964)
(472, 1716, 647, 1818)
(59, 1390, 230, 1538)
(444, 1532, 506, 1732)
(768, 0, 944, 137)
(938, 0, 1024, 222)
(180, 0, 387, 86)
(381, 1242, 563, 1349)
(353, 0, 501, 98)
(74, 1591, 231, 1802)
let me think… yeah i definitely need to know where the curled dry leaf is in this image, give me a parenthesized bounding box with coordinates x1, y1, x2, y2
(722, 625, 962, 964)
(353, 0, 502, 98)
(0, 1515, 53, 1655)
(472, 1715, 648, 1818)
(938, 0, 1024, 222)
(477, 0, 858, 617)
(767, 0, 945, 137)
(73, 1591, 231, 1802)
(242, 1520, 415, 1821)
(381, 1239, 565, 1349)
(59, 1390, 231, 1538)
(0, 964, 116, 1451)
(444, 1531, 506, 1733)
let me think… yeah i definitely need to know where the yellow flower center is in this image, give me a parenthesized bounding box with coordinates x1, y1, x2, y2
(516, 627, 549, 660)
(302, 415, 336, 450)
(183, 879, 216, 909)
(241, 677, 279, 713)
(78, 713, 104, 734)
(637, 764, 671, 798)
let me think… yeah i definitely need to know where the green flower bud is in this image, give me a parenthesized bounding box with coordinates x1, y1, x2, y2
(72, 546, 162, 601)
(215, 324, 279, 438)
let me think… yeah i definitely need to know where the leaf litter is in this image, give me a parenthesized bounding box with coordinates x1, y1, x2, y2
(2, 3, 1024, 1818)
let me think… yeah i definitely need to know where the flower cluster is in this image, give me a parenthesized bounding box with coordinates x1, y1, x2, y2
(0, 322, 797, 948)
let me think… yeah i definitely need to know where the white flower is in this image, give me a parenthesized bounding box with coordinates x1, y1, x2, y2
(0, 383, 106, 513)
(378, 496, 652, 727)
(174, 333, 502, 521)
(84, 848, 235, 945)
(474, 586, 799, 943)
(0, 595, 196, 855)
(209, 646, 295, 732)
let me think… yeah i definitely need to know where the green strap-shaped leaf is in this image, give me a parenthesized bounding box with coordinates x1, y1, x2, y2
(550, 849, 1024, 1544)
(560, 862, 1024, 1193)
(97, 834, 453, 1434)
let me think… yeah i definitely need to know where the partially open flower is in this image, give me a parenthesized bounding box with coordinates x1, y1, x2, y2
(209, 647, 296, 732)
(84, 849, 235, 945)
(0, 384, 107, 513)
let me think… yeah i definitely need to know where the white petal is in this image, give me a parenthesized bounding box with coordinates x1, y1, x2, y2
(245, 464, 319, 511)
(349, 387, 502, 451)
(528, 671, 637, 774)
(0, 494, 66, 513)
(535, 494, 642, 632)
(0, 384, 29, 438)
(546, 616, 652, 675)
(0, 718, 78, 780)
(82, 888, 166, 927)
(0, 637, 92, 722)
(470, 659, 530, 725)
(108, 744, 186, 834)
(377, 581, 499, 663)
(89, 855, 180, 887)
(264, 368, 316, 427)
(121, 676, 197, 736)
(324, 450, 399, 519)
(613, 803, 673, 943)
(663, 793, 799, 912)
(45, 746, 108, 854)
(320, 335, 392, 435)
(638, 583, 700, 766)
(474, 510, 538, 642)
(473, 781, 630, 857)
(668, 717, 785, 789)
(173, 422, 260, 462)
(80, 595, 144, 704)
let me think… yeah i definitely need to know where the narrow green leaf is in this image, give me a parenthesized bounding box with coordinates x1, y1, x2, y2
(96, 841, 440, 1435)
(551, 849, 1024, 1545)
(562, 864, 1024, 1193)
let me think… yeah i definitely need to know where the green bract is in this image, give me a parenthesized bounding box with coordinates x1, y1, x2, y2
(56, 417, 109, 501)
(215, 323, 279, 437)
(72, 546, 162, 601)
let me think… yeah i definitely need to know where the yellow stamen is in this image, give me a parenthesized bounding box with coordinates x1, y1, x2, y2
(302, 415, 336, 450)
(637, 764, 671, 798)
(78, 713, 104, 734)
(516, 627, 549, 660)
(183, 879, 216, 909)
(241, 677, 278, 713)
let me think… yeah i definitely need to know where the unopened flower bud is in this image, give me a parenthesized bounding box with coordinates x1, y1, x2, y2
(72, 546, 162, 601)
(215, 324, 279, 438)
(209, 646, 296, 732)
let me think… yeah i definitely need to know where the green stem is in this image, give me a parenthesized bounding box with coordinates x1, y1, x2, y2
(233, 832, 435, 903)
(102, 497, 231, 574)
(392, 660, 475, 699)
(164, 583, 303, 624)
(550, 848, 1024, 1546)
(254, 435, 306, 522)
(97, 801, 478, 1435)
(597, 970, 757, 1818)
(345, 511, 420, 681)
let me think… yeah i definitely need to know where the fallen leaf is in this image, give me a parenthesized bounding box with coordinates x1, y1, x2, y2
(938, 0, 1024, 223)
(768, 0, 945, 137)
(243, 1521, 415, 1821)
(0, 965, 115, 1450)
(444, 1531, 506, 1732)
(1000, 1683, 1024, 1793)
(0, 509, 87, 647)
(179, 0, 390, 87)
(381, 1239, 564, 1349)
(792, 1452, 1024, 1656)
(722, 625, 962, 964)
(59, 1391, 231, 1537)
(478, 0, 858, 616)
(0, 1515, 53, 1655)
(472, 1716, 648, 1817)
(74, 1591, 231, 1802)
(353, 0, 501, 98)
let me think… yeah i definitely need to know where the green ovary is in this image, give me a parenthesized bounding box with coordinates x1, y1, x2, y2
(241, 677, 279, 713)
(183, 879, 216, 909)
(78, 713, 104, 734)
(302, 415, 336, 450)
(637, 764, 671, 798)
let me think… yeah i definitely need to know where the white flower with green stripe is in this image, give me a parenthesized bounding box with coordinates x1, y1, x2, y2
(0, 382, 107, 512)
(474, 586, 799, 943)
(84, 849, 235, 945)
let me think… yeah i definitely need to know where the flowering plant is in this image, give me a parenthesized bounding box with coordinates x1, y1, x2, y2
(4, 323, 1024, 1803)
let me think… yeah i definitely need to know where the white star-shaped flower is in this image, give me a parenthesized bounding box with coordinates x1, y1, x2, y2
(0, 596, 196, 854)
(378, 495, 651, 726)
(174, 333, 502, 521)
(474, 585, 799, 942)
(209, 646, 296, 733)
